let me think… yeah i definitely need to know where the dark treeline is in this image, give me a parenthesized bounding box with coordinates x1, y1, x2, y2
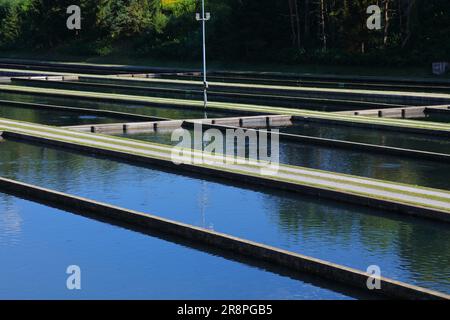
(0, 0, 449, 66)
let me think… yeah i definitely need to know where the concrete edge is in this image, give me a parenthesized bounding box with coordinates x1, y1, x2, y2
(0, 99, 168, 122)
(0, 176, 448, 300)
(183, 121, 450, 162)
(2, 130, 450, 224)
(3, 84, 450, 136)
(13, 77, 411, 110)
(292, 116, 450, 138)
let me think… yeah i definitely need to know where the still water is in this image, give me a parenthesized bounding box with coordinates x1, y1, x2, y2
(411, 112, 450, 124)
(0, 92, 237, 120)
(119, 129, 450, 190)
(279, 121, 450, 155)
(0, 194, 362, 299)
(25, 79, 370, 112)
(0, 139, 449, 294)
(0, 104, 127, 126)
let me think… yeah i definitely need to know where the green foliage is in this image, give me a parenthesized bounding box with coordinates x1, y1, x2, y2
(0, 0, 31, 47)
(0, 0, 449, 66)
(97, 0, 157, 39)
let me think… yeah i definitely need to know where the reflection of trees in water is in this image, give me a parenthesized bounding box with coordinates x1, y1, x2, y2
(265, 189, 450, 291)
(0, 92, 223, 120)
(264, 194, 359, 245)
(0, 194, 23, 246)
(396, 222, 450, 289)
(0, 140, 157, 197)
(288, 122, 450, 155)
(278, 127, 450, 190)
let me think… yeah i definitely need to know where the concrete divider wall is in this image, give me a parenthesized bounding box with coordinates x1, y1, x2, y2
(0, 99, 166, 122)
(0, 176, 447, 300)
(426, 107, 450, 115)
(336, 105, 450, 119)
(292, 116, 450, 137)
(3, 131, 450, 224)
(190, 121, 450, 162)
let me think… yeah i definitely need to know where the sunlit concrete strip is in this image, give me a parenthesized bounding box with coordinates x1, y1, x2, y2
(0, 68, 73, 77)
(1, 118, 450, 222)
(66, 120, 184, 133)
(184, 120, 450, 162)
(0, 58, 193, 73)
(0, 176, 447, 300)
(13, 77, 411, 110)
(63, 115, 292, 133)
(2, 84, 450, 136)
(425, 106, 450, 116)
(3, 58, 450, 86)
(80, 74, 450, 104)
(4, 68, 450, 106)
(211, 69, 450, 85)
(79, 74, 450, 98)
(65, 115, 450, 161)
(0, 99, 169, 122)
(335, 105, 450, 119)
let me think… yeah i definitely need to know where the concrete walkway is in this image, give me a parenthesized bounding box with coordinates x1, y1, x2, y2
(2, 84, 450, 135)
(1, 118, 450, 221)
(335, 105, 450, 118)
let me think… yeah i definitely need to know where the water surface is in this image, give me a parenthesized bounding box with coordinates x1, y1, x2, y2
(0, 139, 449, 294)
(0, 104, 126, 126)
(279, 121, 450, 155)
(411, 112, 450, 124)
(119, 129, 450, 190)
(0, 92, 242, 120)
(0, 194, 360, 299)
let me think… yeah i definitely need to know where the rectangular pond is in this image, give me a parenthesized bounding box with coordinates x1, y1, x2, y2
(1, 193, 362, 299)
(410, 112, 450, 124)
(117, 129, 450, 191)
(0, 103, 130, 126)
(0, 139, 449, 295)
(277, 121, 450, 155)
(0, 91, 240, 120)
(14, 78, 407, 112)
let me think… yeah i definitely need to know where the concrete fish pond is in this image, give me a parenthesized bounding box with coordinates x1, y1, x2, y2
(0, 62, 449, 300)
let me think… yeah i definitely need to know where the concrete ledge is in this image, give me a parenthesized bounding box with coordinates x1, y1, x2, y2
(3, 83, 450, 137)
(190, 121, 450, 162)
(0, 99, 168, 122)
(0, 176, 447, 300)
(66, 120, 183, 134)
(426, 106, 450, 115)
(292, 116, 450, 137)
(157, 75, 450, 105)
(66, 115, 292, 134)
(0, 58, 194, 74)
(3, 130, 450, 224)
(13, 77, 410, 110)
(336, 105, 450, 119)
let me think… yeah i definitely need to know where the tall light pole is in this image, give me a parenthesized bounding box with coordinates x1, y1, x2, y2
(196, 0, 210, 118)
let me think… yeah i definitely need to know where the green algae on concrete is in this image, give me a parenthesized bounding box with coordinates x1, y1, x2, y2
(1, 117, 450, 221)
(1, 84, 450, 134)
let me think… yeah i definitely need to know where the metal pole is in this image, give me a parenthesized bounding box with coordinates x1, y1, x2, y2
(196, 0, 210, 118)
(202, 0, 208, 114)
